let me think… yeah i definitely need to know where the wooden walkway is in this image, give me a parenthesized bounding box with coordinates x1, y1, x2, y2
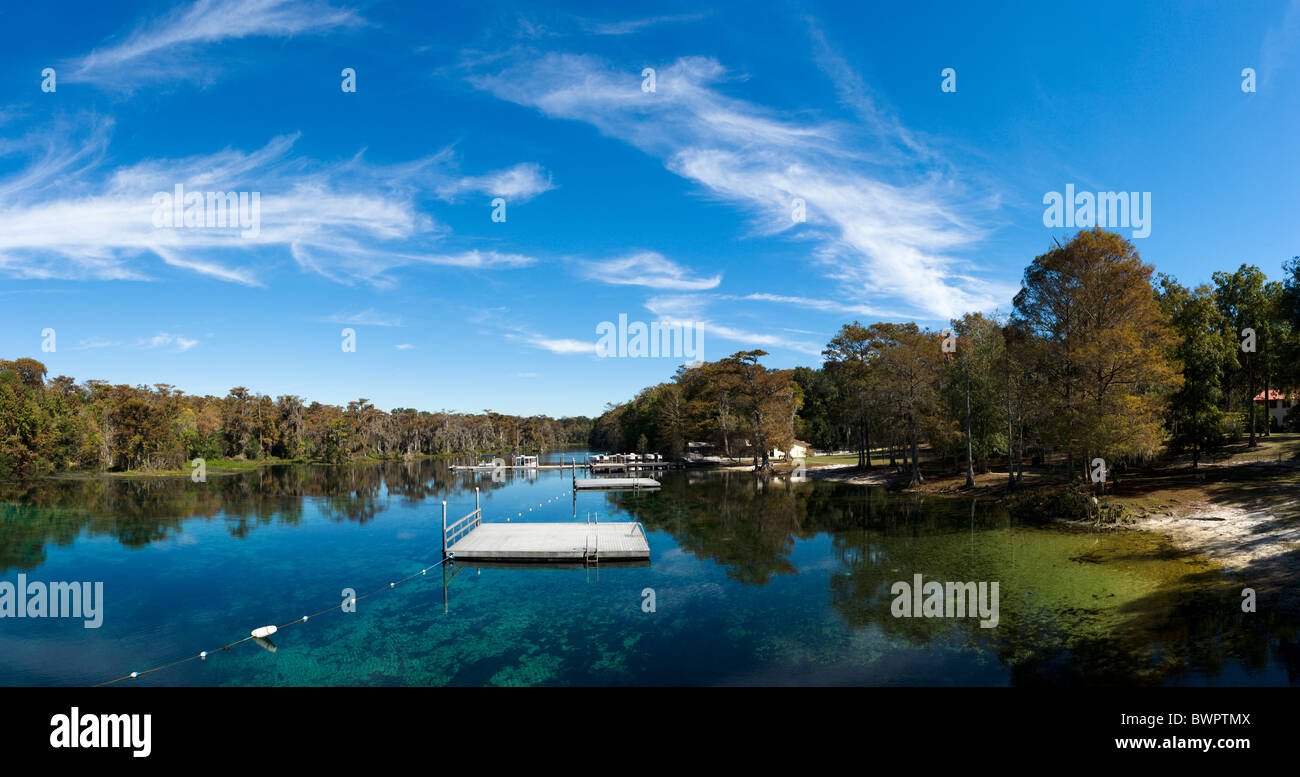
(447, 522, 651, 561)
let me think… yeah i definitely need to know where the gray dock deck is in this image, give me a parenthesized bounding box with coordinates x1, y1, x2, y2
(573, 477, 660, 490)
(447, 522, 651, 561)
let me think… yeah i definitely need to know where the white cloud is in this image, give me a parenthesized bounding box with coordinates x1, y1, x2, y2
(327, 309, 404, 327)
(578, 251, 720, 291)
(76, 336, 119, 349)
(64, 0, 364, 89)
(469, 51, 1003, 319)
(735, 292, 903, 320)
(578, 14, 705, 36)
(395, 343, 416, 350)
(140, 332, 199, 351)
(0, 122, 546, 287)
(1262, 0, 1300, 82)
(505, 330, 595, 355)
(439, 163, 554, 201)
(644, 294, 822, 356)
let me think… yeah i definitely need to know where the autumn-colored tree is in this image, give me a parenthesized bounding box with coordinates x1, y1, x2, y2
(871, 323, 944, 486)
(1013, 228, 1179, 482)
(716, 351, 798, 471)
(943, 312, 1007, 486)
(823, 321, 883, 468)
(107, 396, 169, 470)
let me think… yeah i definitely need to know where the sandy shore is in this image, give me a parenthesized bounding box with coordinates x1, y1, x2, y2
(809, 462, 1300, 583)
(1140, 499, 1300, 571)
(806, 463, 895, 486)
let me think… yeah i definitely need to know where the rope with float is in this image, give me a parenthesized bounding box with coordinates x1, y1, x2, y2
(96, 482, 581, 686)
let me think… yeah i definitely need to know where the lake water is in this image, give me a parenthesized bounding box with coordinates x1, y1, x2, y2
(1, 457, 1296, 686)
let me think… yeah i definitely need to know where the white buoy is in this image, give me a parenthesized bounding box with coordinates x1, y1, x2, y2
(251, 625, 277, 639)
(200, 651, 207, 659)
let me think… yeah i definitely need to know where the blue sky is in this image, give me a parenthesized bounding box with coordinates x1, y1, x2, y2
(2, 0, 1298, 416)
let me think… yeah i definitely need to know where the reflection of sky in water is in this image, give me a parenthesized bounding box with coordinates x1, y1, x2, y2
(0, 459, 1296, 686)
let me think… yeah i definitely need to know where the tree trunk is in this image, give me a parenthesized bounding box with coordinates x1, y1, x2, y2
(1248, 355, 1257, 447)
(1264, 368, 1272, 437)
(908, 413, 923, 486)
(1016, 412, 1025, 481)
(1006, 363, 1014, 488)
(858, 416, 866, 468)
(964, 361, 974, 488)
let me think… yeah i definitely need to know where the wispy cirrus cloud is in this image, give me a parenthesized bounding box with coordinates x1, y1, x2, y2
(0, 119, 545, 288)
(1261, 0, 1300, 82)
(734, 292, 905, 321)
(511, 11, 704, 39)
(437, 162, 554, 201)
(577, 251, 720, 291)
(468, 50, 1003, 320)
(506, 330, 596, 356)
(141, 332, 199, 351)
(577, 13, 705, 36)
(326, 309, 404, 327)
(76, 336, 120, 350)
(644, 294, 821, 356)
(63, 0, 364, 89)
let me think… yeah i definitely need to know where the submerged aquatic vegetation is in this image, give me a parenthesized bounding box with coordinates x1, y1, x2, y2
(0, 460, 1295, 686)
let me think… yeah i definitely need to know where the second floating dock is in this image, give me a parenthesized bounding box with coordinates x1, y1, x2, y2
(573, 477, 661, 490)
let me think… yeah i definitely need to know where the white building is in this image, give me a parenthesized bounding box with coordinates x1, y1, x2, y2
(770, 440, 811, 460)
(1255, 391, 1296, 430)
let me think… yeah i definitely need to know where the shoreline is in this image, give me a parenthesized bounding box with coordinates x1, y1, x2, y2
(805, 459, 1300, 593)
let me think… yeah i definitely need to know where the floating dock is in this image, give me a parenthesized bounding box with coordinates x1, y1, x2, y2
(451, 462, 682, 472)
(447, 522, 650, 561)
(573, 477, 660, 490)
(587, 465, 670, 472)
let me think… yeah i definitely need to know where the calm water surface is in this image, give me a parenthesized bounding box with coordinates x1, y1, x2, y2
(1, 456, 1296, 686)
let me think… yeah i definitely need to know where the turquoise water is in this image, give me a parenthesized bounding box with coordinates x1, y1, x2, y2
(0, 458, 1296, 686)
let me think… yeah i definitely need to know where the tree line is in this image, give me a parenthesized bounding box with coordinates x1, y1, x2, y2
(589, 350, 800, 469)
(8, 228, 1297, 482)
(593, 229, 1300, 482)
(0, 366, 592, 478)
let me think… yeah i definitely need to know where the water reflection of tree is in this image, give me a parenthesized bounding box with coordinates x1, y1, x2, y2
(616, 474, 1300, 685)
(614, 473, 877, 584)
(823, 493, 1300, 686)
(0, 459, 484, 573)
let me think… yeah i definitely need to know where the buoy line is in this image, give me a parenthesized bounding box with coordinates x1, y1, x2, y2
(99, 484, 580, 685)
(509, 488, 573, 519)
(95, 555, 453, 687)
